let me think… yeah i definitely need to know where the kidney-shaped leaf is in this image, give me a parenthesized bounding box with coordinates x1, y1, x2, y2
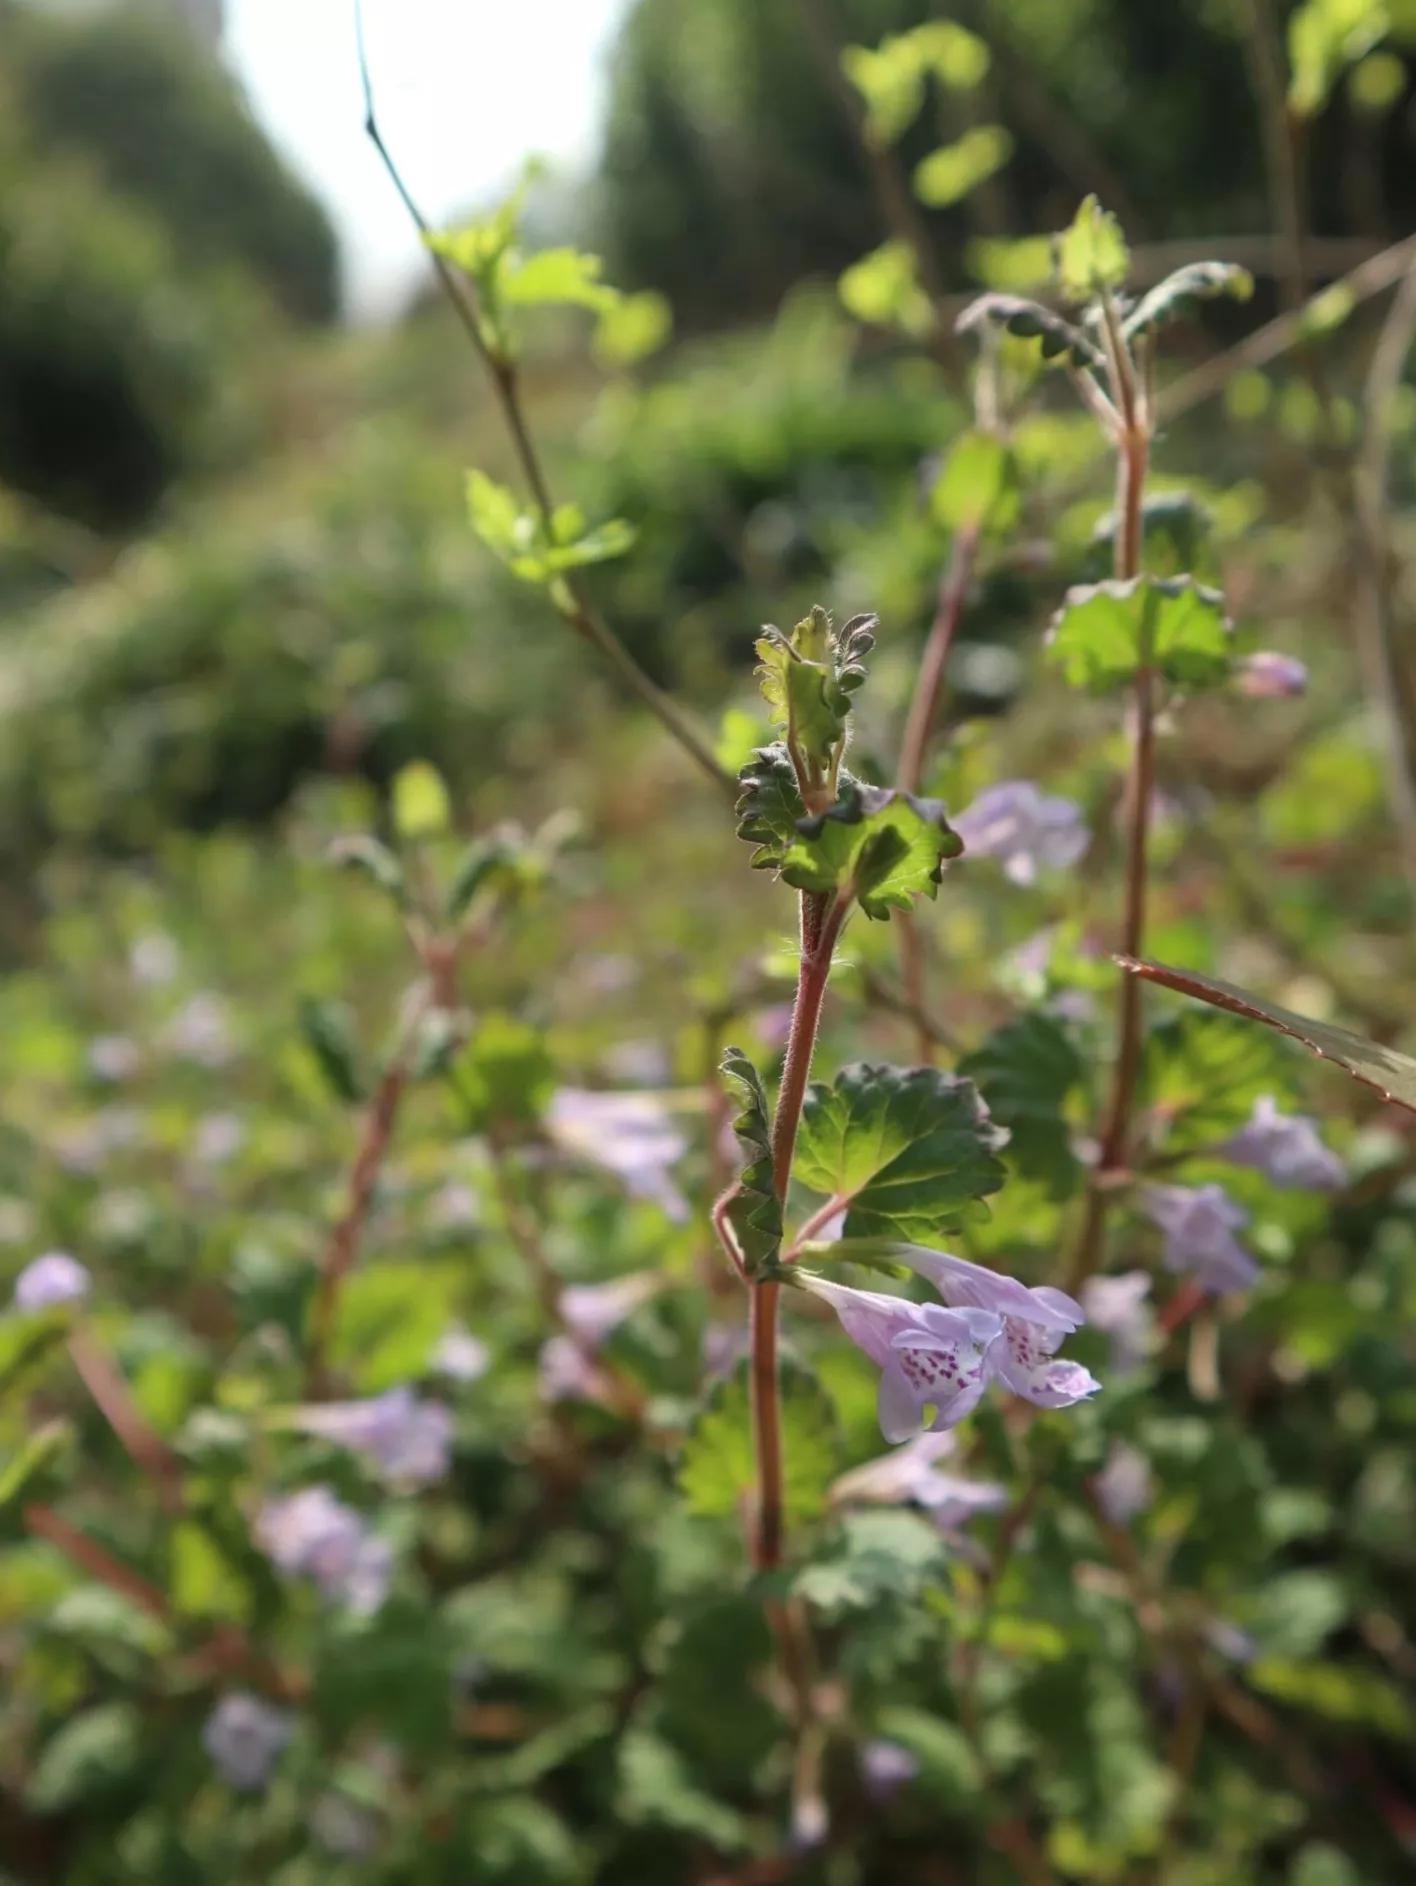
(1048, 576, 1232, 692)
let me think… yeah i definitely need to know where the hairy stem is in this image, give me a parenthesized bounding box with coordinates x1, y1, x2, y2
(751, 891, 843, 1572)
(354, 1, 729, 795)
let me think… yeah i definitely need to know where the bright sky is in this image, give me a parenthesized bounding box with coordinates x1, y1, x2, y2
(222, 0, 633, 319)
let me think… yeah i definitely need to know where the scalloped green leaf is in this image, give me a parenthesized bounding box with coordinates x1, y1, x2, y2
(735, 744, 805, 871)
(719, 1046, 781, 1277)
(1047, 576, 1233, 692)
(1086, 492, 1216, 582)
(785, 780, 962, 920)
(755, 606, 875, 767)
(1056, 195, 1129, 301)
(1121, 261, 1253, 342)
(501, 246, 618, 313)
(1121, 958, 1416, 1116)
(328, 834, 407, 905)
(794, 1062, 1007, 1239)
(1142, 1007, 1291, 1152)
(958, 1013, 1083, 1198)
(954, 293, 1102, 368)
(679, 1358, 842, 1524)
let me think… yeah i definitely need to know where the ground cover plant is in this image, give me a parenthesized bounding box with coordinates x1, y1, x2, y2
(2, 4, 1416, 1883)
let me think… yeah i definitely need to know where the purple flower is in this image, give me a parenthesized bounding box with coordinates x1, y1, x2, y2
(165, 993, 235, 1068)
(290, 1388, 452, 1487)
(1238, 652, 1307, 699)
(254, 1486, 393, 1615)
(202, 1693, 294, 1791)
(13, 1252, 90, 1312)
(833, 1430, 1007, 1535)
(900, 1247, 1099, 1411)
(546, 1089, 688, 1220)
(860, 1738, 920, 1799)
(539, 1272, 658, 1405)
(88, 1035, 141, 1083)
(1080, 1271, 1153, 1375)
(800, 1275, 1003, 1441)
(431, 1325, 490, 1383)
(800, 1246, 1099, 1440)
(1141, 1183, 1259, 1293)
(1220, 1095, 1344, 1191)
(954, 782, 1089, 887)
(1093, 1441, 1152, 1526)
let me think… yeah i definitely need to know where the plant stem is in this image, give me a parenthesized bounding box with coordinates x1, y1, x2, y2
(1066, 418, 1151, 1290)
(354, 1, 729, 796)
(751, 891, 843, 1572)
(67, 1330, 184, 1515)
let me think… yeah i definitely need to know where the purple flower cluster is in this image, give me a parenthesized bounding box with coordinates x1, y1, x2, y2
(539, 1272, 658, 1404)
(254, 1486, 392, 1614)
(203, 1693, 294, 1791)
(833, 1430, 1007, 1538)
(546, 1088, 689, 1221)
(799, 1247, 1099, 1442)
(291, 1388, 453, 1487)
(954, 781, 1090, 887)
(1237, 652, 1308, 699)
(13, 1252, 90, 1312)
(1141, 1183, 1258, 1294)
(1221, 1094, 1344, 1191)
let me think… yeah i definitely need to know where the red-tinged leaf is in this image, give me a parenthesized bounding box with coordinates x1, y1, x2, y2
(1119, 957, 1416, 1116)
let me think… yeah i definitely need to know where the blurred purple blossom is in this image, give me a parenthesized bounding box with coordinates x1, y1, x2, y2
(1141, 1182, 1259, 1293)
(193, 1113, 245, 1166)
(291, 1388, 452, 1487)
(539, 1272, 657, 1404)
(546, 1089, 688, 1220)
(14, 1251, 90, 1311)
(1221, 1095, 1344, 1191)
(202, 1693, 294, 1791)
(88, 1035, 141, 1084)
(165, 993, 235, 1068)
(254, 1486, 393, 1614)
(1094, 1441, 1153, 1526)
(833, 1430, 1007, 1535)
(756, 1003, 795, 1051)
(1080, 1270, 1153, 1375)
(1238, 651, 1308, 699)
(860, 1738, 920, 1799)
(702, 1319, 749, 1381)
(432, 1324, 490, 1383)
(954, 782, 1089, 887)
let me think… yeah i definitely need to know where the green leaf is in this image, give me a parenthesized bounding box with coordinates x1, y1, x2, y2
(794, 1062, 1007, 1239)
(1288, 0, 1389, 116)
(1087, 492, 1215, 581)
(930, 429, 1020, 536)
(169, 1521, 251, 1623)
(327, 1263, 463, 1390)
(617, 1728, 751, 1851)
(1121, 261, 1253, 342)
(719, 1047, 781, 1278)
(754, 605, 874, 767)
(501, 246, 618, 313)
(329, 833, 406, 905)
(966, 234, 1054, 292)
(679, 1358, 841, 1524)
(871, 1706, 982, 1809)
(795, 1510, 947, 1614)
(1056, 194, 1130, 301)
(1121, 959, 1416, 1115)
(447, 1013, 554, 1133)
(392, 760, 452, 841)
(27, 1703, 145, 1811)
(955, 292, 1102, 368)
(1047, 576, 1233, 691)
(839, 240, 932, 338)
(959, 1014, 1082, 1198)
(735, 744, 807, 872)
(1249, 1657, 1412, 1740)
(466, 469, 526, 559)
(447, 834, 517, 920)
(297, 996, 365, 1104)
(465, 470, 635, 586)
(0, 1419, 73, 1515)
(785, 780, 963, 919)
(594, 289, 673, 366)
(913, 126, 1013, 207)
(0, 1308, 72, 1401)
(841, 37, 929, 143)
(1142, 1008, 1288, 1152)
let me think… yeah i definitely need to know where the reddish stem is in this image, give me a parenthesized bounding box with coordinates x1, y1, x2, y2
(66, 1329, 184, 1515)
(751, 892, 844, 1572)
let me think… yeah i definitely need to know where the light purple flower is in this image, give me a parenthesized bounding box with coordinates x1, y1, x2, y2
(833, 1430, 1007, 1534)
(431, 1325, 490, 1383)
(1141, 1183, 1259, 1293)
(1238, 652, 1307, 699)
(193, 1113, 244, 1166)
(900, 1247, 1099, 1411)
(1080, 1271, 1153, 1375)
(1093, 1441, 1152, 1526)
(290, 1388, 452, 1487)
(202, 1693, 294, 1791)
(165, 993, 235, 1068)
(254, 1486, 393, 1614)
(546, 1089, 689, 1220)
(88, 1035, 141, 1083)
(13, 1252, 90, 1312)
(860, 1738, 920, 1799)
(702, 1319, 749, 1381)
(800, 1246, 1099, 1439)
(559, 1272, 659, 1346)
(954, 782, 1089, 887)
(1220, 1094, 1344, 1191)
